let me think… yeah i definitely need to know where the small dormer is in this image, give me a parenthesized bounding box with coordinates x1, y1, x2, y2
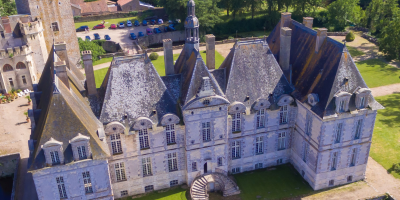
(42, 137, 64, 166)
(70, 133, 91, 161)
(198, 77, 215, 97)
(355, 88, 371, 109)
(307, 93, 319, 106)
(334, 91, 352, 113)
(277, 94, 294, 107)
(253, 98, 271, 111)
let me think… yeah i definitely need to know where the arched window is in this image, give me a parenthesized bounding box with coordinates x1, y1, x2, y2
(16, 62, 26, 69)
(3, 64, 13, 72)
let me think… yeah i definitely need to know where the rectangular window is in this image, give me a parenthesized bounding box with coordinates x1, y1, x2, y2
(255, 136, 263, 154)
(170, 180, 178, 187)
(168, 152, 178, 172)
(77, 146, 87, 159)
(231, 167, 240, 174)
(305, 115, 312, 136)
(350, 148, 357, 167)
(115, 162, 126, 181)
(139, 129, 150, 149)
(52, 22, 59, 32)
(8, 78, 13, 87)
(329, 180, 334, 186)
(279, 105, 288, 124)
(354, 119, 363, 139)
(334, 123, 343, 143)
(231, 141, 241, 159)
(278, 132, 286, 150)
(303, 143, 309, 162)
(166, 124, 176, 144)
(360, 97, 366, 108)
(192, 162, 197, 172)
(232, 113, 241, 132)
(144, 185, 154, 192)
(120, 190, 128, 196)
(217, 157, 223, 166)
(202, 122, 211, 142)
(50, 151, 60, 164)
(255, 163, 263, 169)
(277, 158, 283, 165)
(331, 152, 338, 171)
(82, 171, 93, 193)
(347, 176, 353, 182)
(339, 100, 345, 112)
(111, 133, 122, 154)
(256, 109, 265, 128)
(142, 157, 152, 177)
(22, 75, 27, 84)
(56, 176, 67, 198)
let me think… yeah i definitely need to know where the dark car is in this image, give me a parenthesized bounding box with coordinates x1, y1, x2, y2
(104, 35, 111, 40)
(153, 28, 162, 34)
(85, 36, 91, 41)
(142, 20, 147, 26)
(168, 24, 176, 31)
(93, 24, 105, 30)
(94, 33, 100, 40)
(163, 26, 169, 32)
(134, 20, 140, 26)
(76, 25, 88, 32)
(150, 19, 156, 25)
(130, 33, 137, 40)
(138, 32, 144, 37)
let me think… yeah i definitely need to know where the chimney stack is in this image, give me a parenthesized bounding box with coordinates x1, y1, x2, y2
(82, 51, 97, 96)
(54, 42, 70, 69)
(54, 60, 69, 89)
(163, 39, 174, 75)
(281, 12, 292, 28)
(280, 27, 292, 81)
(303, 17, 314, 29)
(316, 28, 327, 53)
(205, 34, 215, 70)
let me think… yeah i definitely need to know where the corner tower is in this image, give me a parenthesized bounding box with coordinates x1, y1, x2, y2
(184, 0, 200, 57)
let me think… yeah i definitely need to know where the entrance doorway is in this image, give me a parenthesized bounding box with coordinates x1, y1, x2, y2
(204, 162, 208, 173)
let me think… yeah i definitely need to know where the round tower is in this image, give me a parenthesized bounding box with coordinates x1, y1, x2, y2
(184, 0, 200, 56)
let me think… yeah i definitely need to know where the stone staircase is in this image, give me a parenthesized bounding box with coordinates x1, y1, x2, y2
(191, 176, 208, 200)
(190, 172, 240, 200)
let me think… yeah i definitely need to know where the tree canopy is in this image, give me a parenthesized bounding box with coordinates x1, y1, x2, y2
(0, 0, 17, 16)
(327, 0, 364, 30)
(365, 0, 399, 34)
(379, 13, 400, 60)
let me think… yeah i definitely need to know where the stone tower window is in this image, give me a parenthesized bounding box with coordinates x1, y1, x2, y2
(279, 105, 289, 124)
(334, 123, 343, 143)
(142, 157, 152, 177)
(256, 109, 265, 128)
(331, 152, 338, 171)
(52, 22, 59, 32)
(115, 162, 126, 181)
(231, 141, 241, 159)
(111, 133, 122, 154)
(8, 78, 13, 87)
(232, 113, 241, 132)
(167, 152, 178, 172)
(22, 76, 27, 85)
(3, 64, 13, 72)
(56, 176, 67, 198)
(354, 119, 363, 139)
(82, 171, 93, 193)
(139, 129, 150, 149)
(165, 124, 176, 144)
(202, 122, 211, 142)
(16, 62, 26, 69)
(350, 148, 357, 167)
(278, 132, 286, 150)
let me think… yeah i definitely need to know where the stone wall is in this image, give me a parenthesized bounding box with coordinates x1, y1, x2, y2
(364, 193, 396, 200)
(137, 31, 186, 47)
(0, 153, 20, 200)
(327, 32, 349, 36)
(361, 33, 379, 45)
(73, 8, 165, 23)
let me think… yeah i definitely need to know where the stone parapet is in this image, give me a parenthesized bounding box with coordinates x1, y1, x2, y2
(19, 20, 43, 35)
(0, 45, 31, 59)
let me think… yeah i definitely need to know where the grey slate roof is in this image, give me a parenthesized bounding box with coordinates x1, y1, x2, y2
(161, 74, 182, 102)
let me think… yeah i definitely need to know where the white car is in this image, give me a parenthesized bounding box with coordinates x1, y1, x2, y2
(158, 19, 163, 24)
(118, 22, 125, 28)
(127, 20, 132, 27)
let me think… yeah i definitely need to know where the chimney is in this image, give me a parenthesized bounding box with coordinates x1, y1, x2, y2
(163, 39, 174, 75)
(303, 17, 314, 29)
(281, 12, 292, 28)
(279, 27, 292, 81)
(1, 17, 11, 34)
(316, 28, 327, 53)
(54, 60, 69, 89)
(82, 51, 97, 96)
(54, 42, 70, 69)
(205, 34, 215, 70)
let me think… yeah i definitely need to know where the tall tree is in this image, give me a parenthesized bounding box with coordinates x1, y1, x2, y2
(327, 0, 364, 30)
(247, 0, 263, 19)
(379, 13, 400, 61)
(365, 0, 399, 34)
(294, 0, 322, 15)
(219, 0, 231, 17)
(0, 0, 17, 17)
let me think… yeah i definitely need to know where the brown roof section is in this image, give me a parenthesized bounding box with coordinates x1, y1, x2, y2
(70, 0, 110, 14)
(117, 0, 133, 6)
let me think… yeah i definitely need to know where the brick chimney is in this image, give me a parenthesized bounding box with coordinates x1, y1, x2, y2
(82, 51, 97, 96)
(54, 42, 70, 69)
(280, 27, 292, 81)
(303, 17, 314, 29)
(281, 12, 292, 28)
(316, 28, 327, 53)
(54, 60, 69, 89)
(205, 34, 215, 70)
(163, 39, 174, 75)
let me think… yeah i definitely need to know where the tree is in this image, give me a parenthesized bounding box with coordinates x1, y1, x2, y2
(327, 0, 364, 30)
(246, 0, 263, 19)
(78, 39, 106, 62)
(0, 0, 17, 16)
(365, 0, 399, 34)
(379, 14, 400, 61)
(293, 0, 323, 15)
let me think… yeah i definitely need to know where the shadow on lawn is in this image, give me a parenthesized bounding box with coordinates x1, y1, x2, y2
(375, 93, 400, 128)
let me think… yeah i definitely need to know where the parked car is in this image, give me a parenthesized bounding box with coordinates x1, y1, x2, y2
(163, 26, 169, 32)
(142, 20, 147, 26)
(85, 36, 91, 41)
(118, 22, 125, 28)
(94, 33, 100, 40)
(158, 19, 163, 24)
(146, 28, 153, 35)
(130, 33, 137, 40)
(104, 35, 111, 40)
(150, 19, 156, 25)
(134, 20, 140, 26)
(138, 32, 144, 37)
(76, 25, 88, 32)
(110, 24, 117, 29)
(168, 24, 176, 31)
(93, 24, 105, 30)
(127, 20, 132, 27)
(153, 28, 162, 34)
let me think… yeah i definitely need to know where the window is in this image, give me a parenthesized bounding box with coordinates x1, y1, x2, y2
(303, 143, 309, 162)
(16, 62, 26, 69)
(166, 124, 176, 144)
(139, 129, 150, 149)
(8, 78, 13, 87)
(22, 75, 27, 84)
(203, 99, 210, 105)
(231, 167, 240, 174)
(256, 109, 265, 128)
(305, 115, 312, 136)
(168, 152, 178, 172)
(142, 157, 152, 176)
(232, 141, 241, 159)
(111, 133, 122, 154)
(331, 152, 338, 171)
(255, 136, 263, 154)
(77, 146, 87, 159)
(354, 119, 363, 139)
(329, 180, 334, 186)
(144, 185, 154, 192)
(278, 132, 286, 150)
(347, 176, 353, 182)
(120, 190, 128, 196)
(56, 176, 67, 198)
(3, 64, 12, 72)
(82, 171, 93, 193)
(192, 162, 197, 171)
(279, 105, 288, 124)
(170, 180, 178, 187)
(339, 100, 345, 112)
(202, 122, 211, 142)
(334, 123, 343, 143)
(277, 159, 283, 165)
(232, 113, 241, 132)
(217, 157, 223, 166)
(50, 151, 60, 164)
(255, 163, 263, 169)
(350, 149, 357, 167)
(115, 162, 126, 181)
(52, 22, 59, 31)
(360, 97, 366, 108)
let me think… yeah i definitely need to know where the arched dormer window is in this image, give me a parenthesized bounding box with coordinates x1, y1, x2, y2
(132, 117, 153, 150)
(228, 102, 246, 133)
(334, 91, 351, 113)
(277, 95, 294, 125)
(160, 114, 180, 145)
(42, 137, 64, 166)
(105, 122, 125, 155)
(253, 98, 270, 128)
(70, 133, 91, 161)
(307, 93, 319, 106)
(355, 88, 371, 110)
(3, 64, 13, 72)
(16, 62, 26, 69)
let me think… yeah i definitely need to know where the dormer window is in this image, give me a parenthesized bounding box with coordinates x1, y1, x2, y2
(339, 100, 345, 112)
(198, 77, 215, 97)
(42, 138, 64, 166)
(77, 146, 87, 159)
(139, 129, 150, 149)
(334, 91, 351, 113)
(50, 151, 60, 164)
(232, 113, 241, 132)
(70, 133, 91, 161)
(277, 95, 294, 125)
(355, 88, 371, 110)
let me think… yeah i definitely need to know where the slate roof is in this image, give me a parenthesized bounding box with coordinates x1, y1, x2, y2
(267, 19, 383, 118)
(99, 55, 179, 126)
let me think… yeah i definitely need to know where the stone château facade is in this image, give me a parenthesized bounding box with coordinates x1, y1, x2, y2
(28, 0, 382, 199)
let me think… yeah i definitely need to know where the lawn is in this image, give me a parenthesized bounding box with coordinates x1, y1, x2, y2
(94, 67, 109, 88)
(347, 46, 365, 57)
(93, 57, 113, 66)
(370, 93, 400, 179)
(356, 59, 400, 88)
(121, 187, 187, 200)
(74, 16, 139, 29)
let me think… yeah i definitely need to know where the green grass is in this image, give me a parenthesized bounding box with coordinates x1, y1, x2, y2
(75, 16, 139, 29)
(121, 187, 187, 200)
(347, 46, 365, 57)
(371, 93, 400, 179)
(356, 59, 400, 88)
(94, 67, 109, 88)
(93, 57, 113, 66)
(233, 164, 313, 199)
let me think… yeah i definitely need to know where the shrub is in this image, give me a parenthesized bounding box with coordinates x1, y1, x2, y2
(129, 11, 138, 16)
(149, 52, 159, 60)
(78, 40, 106, 62)
(393, 163, 400, 173)
(228, 36, 234, 39)
(346, 31, 355, 42)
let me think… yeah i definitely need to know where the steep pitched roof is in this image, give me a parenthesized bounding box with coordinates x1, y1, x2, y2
(70, 0, 109, 14)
